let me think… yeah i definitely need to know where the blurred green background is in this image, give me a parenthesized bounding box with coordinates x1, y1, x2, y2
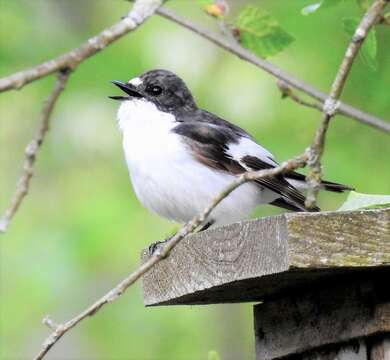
(0, 0, 389, 359)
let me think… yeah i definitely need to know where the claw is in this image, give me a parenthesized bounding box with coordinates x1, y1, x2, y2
(148, 240, 167, 256)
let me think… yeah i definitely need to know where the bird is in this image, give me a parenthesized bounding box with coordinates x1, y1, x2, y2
(110, 69, 352, 235)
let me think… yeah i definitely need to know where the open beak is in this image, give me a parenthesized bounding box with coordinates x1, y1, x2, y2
(109, 80, 143, 101)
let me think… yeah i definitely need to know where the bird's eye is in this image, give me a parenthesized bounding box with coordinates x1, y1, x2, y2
(146, 85, 163, 96)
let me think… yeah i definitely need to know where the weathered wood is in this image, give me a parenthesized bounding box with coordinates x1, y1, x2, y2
(142, 208, 390, 306)
(253, 281, 390, 359)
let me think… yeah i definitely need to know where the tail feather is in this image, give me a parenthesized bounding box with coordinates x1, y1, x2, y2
(270, 198, 320, 212)
(320, 180, 354, 193)
(270, 171, 353, 213)
(285, 170, 354, 193)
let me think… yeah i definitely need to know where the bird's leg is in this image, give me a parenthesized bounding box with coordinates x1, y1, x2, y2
(148, 220, 214, 256)
(198, 220, 214, 232)
(148, 238, 170, 256)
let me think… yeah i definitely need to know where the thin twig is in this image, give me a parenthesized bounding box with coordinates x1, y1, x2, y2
(0, 0, 163, 92)
(34, 153, 307, 360)
(1, 4, 388, 133)
(276, 80, 323, 112)
(0, 71, 70, 233)
(305, 0, 389, 208)
(0, 0, 164, 233)
(156, 6, 390, 134)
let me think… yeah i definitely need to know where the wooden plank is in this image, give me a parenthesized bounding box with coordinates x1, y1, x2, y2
(287, 208, 390, 268)
(142, 208, 389, 306)
(253, 282, 390, 359)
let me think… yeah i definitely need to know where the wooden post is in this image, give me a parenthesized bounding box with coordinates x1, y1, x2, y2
(142, 208, 390, 359)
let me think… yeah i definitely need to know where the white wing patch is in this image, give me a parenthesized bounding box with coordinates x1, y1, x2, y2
(227, 137, 277, 169)
(128, 77, 143, 86)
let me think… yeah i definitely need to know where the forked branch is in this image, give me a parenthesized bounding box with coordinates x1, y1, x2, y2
(0, 0, 163, 92)
(0, 4, 389, 133)
(34, 154, 307, 360)
(156, 6, 390, 134)
(0, 0, 164, 233)
(0, 70, 70, 233)
(305, 0, 389, 207)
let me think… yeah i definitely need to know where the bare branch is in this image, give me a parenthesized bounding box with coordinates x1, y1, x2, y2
(0, 3, 388, 133)
(156, 7, 390, 134)
(0, 71, 70, 233)
(276, 80, 323, 112)
(305, 0, 389, 208)
(0, 0, 163, 93)
(33, 153, 307, 360)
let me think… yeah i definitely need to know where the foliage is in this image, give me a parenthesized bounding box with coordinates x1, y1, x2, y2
(301, 0, 345, 15)
(339, 192, 390, 211)
(233, 5, 294, 58)
(199, 2, 294, 58)
(300, 0, 379, 70)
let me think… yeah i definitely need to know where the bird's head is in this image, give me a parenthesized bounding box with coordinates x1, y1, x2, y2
(110, 69, 196, 113)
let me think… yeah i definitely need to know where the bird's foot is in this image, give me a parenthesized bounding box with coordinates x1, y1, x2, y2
(147, 221, 214, 257)
(148, 238, 170, 257)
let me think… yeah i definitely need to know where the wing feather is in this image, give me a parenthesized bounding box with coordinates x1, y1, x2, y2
(172, 117, 317, 212)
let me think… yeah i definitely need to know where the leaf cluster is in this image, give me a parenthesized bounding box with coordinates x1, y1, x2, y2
(196, 0, 384, 69)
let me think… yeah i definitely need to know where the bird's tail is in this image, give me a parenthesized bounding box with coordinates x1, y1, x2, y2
(285, 170, 354, 194)
(320, 179, 354, 193)
(272, 174, 354, 213)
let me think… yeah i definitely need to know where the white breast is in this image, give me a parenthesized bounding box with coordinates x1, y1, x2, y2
(117, 99, 276, 225)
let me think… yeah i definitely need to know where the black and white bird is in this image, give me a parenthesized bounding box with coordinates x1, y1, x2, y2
(110, 69, 351, 229)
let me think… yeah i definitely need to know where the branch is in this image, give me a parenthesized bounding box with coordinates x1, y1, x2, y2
(0, 0, 163, 92)
(0, 0, 165, 232)
(156, 7, 390, 134)
(34, 153, 307, 360)
(305, 0, 389, 208)
(1, 3, 388, 133)
(276, 80, 323, 112)
(0, 71, 70, 233)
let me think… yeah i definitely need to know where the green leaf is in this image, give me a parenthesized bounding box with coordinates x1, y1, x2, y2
(338, 191, 390, 211)
(301, 0, 343, 15)
(234, 5, 294, 58)
(208, 351, 221, 360)
(342, 17, 377, 71)
(301, 2, 322, 15)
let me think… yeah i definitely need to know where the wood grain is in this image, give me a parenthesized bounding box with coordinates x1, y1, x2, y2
(142, 208, 390, 306)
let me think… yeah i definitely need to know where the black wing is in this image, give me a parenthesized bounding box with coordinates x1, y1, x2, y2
(172, 119, 317, 212)
(241, 155, 319, 212)
(172, 121, 243, 174)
